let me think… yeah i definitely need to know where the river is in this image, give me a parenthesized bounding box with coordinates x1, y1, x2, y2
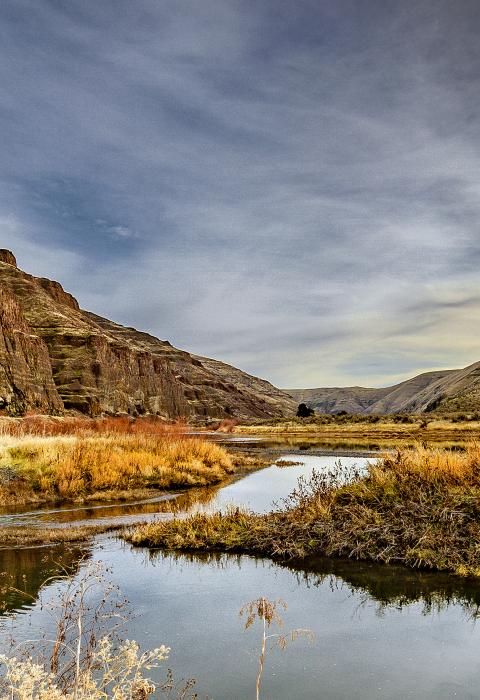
(1, 442, 480, 699)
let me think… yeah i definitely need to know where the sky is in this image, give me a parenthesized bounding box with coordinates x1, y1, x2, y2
(1, 0, 480, 389)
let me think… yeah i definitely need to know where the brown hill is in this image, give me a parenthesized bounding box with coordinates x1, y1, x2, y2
(287, 386, 390, 415)
(0, 250, 295, 420)
(287, 364, 480, 415)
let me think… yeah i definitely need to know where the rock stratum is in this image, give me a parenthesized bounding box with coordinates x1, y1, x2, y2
(288, 363, 480, 415)
(0, 250, 296, 420)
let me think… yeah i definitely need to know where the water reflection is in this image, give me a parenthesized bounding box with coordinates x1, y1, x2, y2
(0, 452, 372, 528)
(0, 544, 88, 615)
(0, 483, 224, 528)
(215, 433, 474, 452)
(287, 556, 480, 617)
(8, 543, 477, 624)
(146, 548, 480, 619)
(3, 541, 480, 699)
(3, 441, 480, 698)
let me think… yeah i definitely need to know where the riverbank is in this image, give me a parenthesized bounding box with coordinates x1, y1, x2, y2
(0, 433, 235, 506)
(0, 416, 280, 546)
(0, 417, 262, 509)
(0, 522, 123, 547)
(126, 443, 480, 577)
(0, 451, 280, 548)
(233, 416, 480, 446)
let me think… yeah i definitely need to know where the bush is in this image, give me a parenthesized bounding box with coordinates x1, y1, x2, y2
(296, 403, 314, 418)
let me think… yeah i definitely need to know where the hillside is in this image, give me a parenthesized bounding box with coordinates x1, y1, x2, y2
(0, 250, 295, 420)
(287, 364, 480, 415)
(287, 386, 390, 415)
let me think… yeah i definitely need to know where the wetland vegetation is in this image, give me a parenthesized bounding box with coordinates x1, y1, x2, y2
(3, 436, 480, 698)
(235, 413, 480, 446)
(0, 417, 234, 507)
(128, 443, 480, 577)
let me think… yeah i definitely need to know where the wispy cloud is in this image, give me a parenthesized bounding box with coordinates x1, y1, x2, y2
(109, 225, 138, 239)
(1, 0, 480, 387)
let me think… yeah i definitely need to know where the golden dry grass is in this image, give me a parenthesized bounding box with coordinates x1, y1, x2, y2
(375, 442, 480, 484)
(0, 414, 187, 438)
(0, 431, 233, 504)
(235, 418, 480, 443)
(0, 523, 121, 547)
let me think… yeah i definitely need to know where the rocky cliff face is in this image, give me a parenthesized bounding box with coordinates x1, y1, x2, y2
(0, 252, 295, 420)
(0, 250, 18, 268)
(0, 285, 63, 415)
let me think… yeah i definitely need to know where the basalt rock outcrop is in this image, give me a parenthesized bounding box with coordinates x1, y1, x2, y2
(0, 251, 296, 420)
(0, 250, 18, 268)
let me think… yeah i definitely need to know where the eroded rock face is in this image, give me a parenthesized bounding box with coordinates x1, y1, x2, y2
(287, 363, 480, 416)
(35, 278, 80, 310)
(0, 250, 17, 267)
(0, 255, 296, 419)
(0, 285, 63, 415)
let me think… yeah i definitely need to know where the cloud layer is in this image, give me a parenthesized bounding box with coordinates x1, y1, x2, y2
(2, 0, 480, 387)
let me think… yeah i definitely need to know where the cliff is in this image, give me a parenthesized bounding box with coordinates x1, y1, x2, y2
(0, 251, 295, 420)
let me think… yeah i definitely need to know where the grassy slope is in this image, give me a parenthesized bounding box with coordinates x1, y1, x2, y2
(126, 444, 480, 577)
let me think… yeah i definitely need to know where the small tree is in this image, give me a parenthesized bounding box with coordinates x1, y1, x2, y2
(296, 403, 314, 418)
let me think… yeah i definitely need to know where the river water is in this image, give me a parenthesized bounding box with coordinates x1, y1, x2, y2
(1, 444, 480, 699)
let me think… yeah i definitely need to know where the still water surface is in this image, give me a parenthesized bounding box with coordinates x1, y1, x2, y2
(1, 448, 480, 699)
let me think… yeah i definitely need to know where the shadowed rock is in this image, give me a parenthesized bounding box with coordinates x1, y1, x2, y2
(0, 285, 63, 415)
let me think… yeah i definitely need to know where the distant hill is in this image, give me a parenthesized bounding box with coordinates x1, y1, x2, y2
(0, 250, 296, 420)
(287, 364, 480, 415)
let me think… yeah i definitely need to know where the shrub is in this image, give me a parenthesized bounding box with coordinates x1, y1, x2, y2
(296, 403, 314, 418)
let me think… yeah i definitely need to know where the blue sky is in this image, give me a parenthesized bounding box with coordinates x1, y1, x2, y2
(2, 0, 480, 388)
